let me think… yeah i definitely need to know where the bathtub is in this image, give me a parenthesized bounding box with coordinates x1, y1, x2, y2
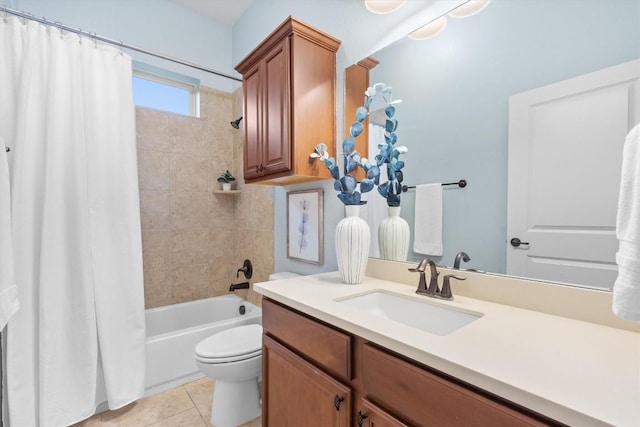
(144, 294, 262, 396)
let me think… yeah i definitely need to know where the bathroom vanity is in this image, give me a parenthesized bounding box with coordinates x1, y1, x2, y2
(255, 261, 640, 426)
(262, 298, 551, 426)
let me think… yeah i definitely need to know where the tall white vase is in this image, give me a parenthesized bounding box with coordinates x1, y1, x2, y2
(378, 206, 410, 262)
(335, 205, 370, 284)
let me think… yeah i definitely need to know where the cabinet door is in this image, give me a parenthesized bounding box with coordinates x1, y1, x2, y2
(261, 38, 291, 177)
(357, 399, 408, 427)
(263, 334, 351, 427)
(243, 62, 262, 180)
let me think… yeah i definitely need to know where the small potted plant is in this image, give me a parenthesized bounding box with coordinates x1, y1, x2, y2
(217, 170, 236, 191)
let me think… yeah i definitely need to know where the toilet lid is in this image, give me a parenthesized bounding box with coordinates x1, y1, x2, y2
(195, 324, 262, 360)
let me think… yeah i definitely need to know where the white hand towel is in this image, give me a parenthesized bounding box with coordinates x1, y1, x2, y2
(0, 137, 19, 329)
(613, 123, 640, 321)
(413, 183, 443, 256)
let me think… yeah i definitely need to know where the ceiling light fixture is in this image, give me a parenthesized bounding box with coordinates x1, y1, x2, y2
(408, 16, 447, 41)
(364, 0, 407, 15)
(448, 0, 491, 18)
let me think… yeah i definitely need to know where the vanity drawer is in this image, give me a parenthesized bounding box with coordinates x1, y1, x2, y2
(362, 344, 550, 427)
(262, 298, 352, 382)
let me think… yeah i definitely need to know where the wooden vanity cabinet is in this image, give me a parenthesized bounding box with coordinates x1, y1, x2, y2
(263, 335, 352, 426)
(235, 16, 341, 185)
(262, 298, 558, 427)
(262, 299, 352, 426)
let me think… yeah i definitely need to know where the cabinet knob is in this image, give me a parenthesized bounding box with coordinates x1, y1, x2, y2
(334, 395, 345, 411)
(357, 411, 369, 427)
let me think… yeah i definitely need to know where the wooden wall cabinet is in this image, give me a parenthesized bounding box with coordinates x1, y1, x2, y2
(235, 17, 341, 185)
(262, 298, 559, 427)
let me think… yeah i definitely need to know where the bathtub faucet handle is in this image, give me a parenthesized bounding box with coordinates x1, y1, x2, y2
(237, 259, 253, 279)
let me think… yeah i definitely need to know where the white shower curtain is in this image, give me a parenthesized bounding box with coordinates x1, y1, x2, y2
(0, 17, 146, 426)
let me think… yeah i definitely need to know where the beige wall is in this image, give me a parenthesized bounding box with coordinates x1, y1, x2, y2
(136, 86, 273, 309)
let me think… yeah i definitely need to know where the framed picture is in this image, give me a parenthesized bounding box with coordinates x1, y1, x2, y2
(287, 189, 323, 265)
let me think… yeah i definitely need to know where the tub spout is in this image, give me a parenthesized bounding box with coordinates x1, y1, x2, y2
(229, 281, 250, 291)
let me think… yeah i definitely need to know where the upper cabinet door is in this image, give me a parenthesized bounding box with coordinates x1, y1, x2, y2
(235, 16, 340, 185)
(262, 38, 291, 176)
(242, 62, 262, 181)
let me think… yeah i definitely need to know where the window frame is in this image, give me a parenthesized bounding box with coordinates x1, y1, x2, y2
(132, 60, 200, 117)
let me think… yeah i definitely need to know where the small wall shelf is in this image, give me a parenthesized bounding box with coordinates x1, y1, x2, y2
(212, 190, 241, 194)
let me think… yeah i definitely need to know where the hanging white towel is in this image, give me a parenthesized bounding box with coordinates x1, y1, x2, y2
(413, 183, 443, 256)
(0, 137, 19, 330)
(613, 123, 640, 321)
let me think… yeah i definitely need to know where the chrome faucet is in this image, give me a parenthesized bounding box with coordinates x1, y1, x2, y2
(453, 251, 470, 269)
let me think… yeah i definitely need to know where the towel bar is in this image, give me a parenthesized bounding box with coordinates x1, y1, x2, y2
(402, 179, 466, 192)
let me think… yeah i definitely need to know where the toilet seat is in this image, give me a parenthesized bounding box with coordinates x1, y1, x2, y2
(195, 324, 262, 364)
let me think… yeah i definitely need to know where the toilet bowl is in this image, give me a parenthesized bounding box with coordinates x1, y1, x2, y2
(194, 272, 300, 427)
(195, 324, 262, 427)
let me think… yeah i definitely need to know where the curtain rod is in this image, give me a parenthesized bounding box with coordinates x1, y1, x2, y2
(0, 4, 243, 82)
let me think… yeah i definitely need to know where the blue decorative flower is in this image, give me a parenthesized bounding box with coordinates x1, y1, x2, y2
(310, 82, 404, 206)
(367, 83, 406, 207)
(311, 140, 374, 205)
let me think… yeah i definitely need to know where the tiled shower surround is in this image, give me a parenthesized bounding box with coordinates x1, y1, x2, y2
(136, 86, 273, 308)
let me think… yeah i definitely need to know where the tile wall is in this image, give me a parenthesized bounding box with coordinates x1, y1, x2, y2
(136, 86, 273, 309)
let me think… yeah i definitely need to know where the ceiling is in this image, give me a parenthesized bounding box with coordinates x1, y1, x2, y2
(168, 0, 255, 27)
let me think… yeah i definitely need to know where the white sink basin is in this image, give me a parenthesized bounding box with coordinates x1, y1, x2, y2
(336, 290, 482, 336)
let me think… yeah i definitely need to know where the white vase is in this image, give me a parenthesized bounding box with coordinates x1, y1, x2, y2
(222, 183, 231, 191)
(335, 205, 370, 284)
(378, 206, 410, 262)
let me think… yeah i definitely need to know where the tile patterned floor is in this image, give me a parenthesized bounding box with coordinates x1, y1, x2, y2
(72, 377, 261, 427)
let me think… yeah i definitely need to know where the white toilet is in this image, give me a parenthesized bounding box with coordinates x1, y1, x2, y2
(194, 272, 300, 427)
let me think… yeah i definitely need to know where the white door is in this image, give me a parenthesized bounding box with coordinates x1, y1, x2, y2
(507, 60, 640, 290)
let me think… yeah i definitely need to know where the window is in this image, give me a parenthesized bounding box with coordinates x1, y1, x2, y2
(132, 61, 200, 117)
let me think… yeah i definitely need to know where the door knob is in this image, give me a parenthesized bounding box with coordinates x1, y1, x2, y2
(510, 237, 529, 247)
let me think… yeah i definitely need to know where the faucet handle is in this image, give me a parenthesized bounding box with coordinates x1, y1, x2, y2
(408, 259, 428, 273)
(237, 259, 253, 279)
(440, 275, 466, 300)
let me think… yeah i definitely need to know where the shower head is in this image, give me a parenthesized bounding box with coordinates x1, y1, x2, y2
(230, 116, 243, 129)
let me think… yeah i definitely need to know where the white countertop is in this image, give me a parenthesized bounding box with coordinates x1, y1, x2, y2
(255, 272, 640, 427)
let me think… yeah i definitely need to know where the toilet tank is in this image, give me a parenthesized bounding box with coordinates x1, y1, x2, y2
(268, 272, 301, 281)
